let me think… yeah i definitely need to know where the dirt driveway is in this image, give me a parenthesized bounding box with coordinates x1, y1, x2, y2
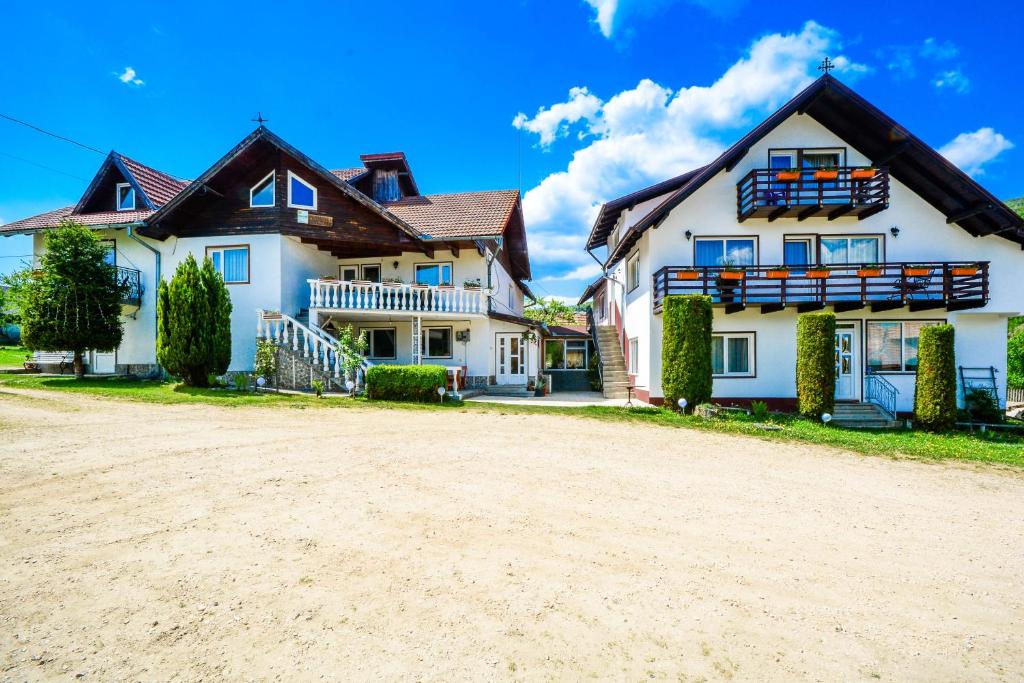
(1, 388, 1023, 682)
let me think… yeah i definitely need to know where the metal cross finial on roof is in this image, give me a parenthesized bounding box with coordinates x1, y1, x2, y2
(818, 57, 835, 75)
(252, 112, 269, 126)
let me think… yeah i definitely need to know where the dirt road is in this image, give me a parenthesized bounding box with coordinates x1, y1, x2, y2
(1, 388, 1022, 681)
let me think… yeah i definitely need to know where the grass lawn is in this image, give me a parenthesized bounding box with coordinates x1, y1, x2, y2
(1, 373, 1022, 468)
(0, 346, 28, 368)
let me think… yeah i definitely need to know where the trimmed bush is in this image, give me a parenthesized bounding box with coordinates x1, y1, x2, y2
(796, 312, 836, 418)
(366, 364, 449, 402)
(913, 324, 957, 431)
(661, 294, 713, 412)
(1008, 325, 1024, 390)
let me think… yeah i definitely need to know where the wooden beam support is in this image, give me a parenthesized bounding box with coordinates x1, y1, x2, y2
(832, 301, 865, 313)
(796, 205, 821, 222)
(723, 303, 746, 314)
(447, 242, 460, 258)
(797, 302, 825, 313)
(946, 299, 986, 312)
(909, 300, 948, 312)
(766, 206, 788, 222)
(870, 301, 905, 313)
(946, 203, 993, 225)
(827, 204, 855, 221)
(857, 203, 889, 221)
(760, 303, 786, 314)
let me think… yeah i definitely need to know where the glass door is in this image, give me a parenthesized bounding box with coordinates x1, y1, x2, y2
(496, 333, 525, 385)
(834, 324, 857, 401)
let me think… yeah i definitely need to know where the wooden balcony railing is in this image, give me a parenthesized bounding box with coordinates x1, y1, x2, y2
(652, 262, 989, 314)
(737, 167, 890, 222)
(308, 278, 486, 315)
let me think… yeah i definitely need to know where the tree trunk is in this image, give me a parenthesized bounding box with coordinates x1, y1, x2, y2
(73, 350, 85, 379)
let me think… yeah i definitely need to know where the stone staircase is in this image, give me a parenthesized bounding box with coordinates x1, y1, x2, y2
(485, 384, 532, 398)
(594, 325, 629, 399)
(831, 402, 901, 429)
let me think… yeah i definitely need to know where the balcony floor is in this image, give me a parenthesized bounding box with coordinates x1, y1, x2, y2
(739, 201, 888, 222)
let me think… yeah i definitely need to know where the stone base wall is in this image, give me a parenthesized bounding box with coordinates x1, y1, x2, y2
(464, 375, 489, 389)
(115, 364, 161, 378)
(273, 346, 345, 393)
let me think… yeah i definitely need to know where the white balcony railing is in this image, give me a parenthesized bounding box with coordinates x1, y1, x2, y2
(308, 279, 486, 315)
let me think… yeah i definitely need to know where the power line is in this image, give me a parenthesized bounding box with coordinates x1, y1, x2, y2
(0, 152, 90, 181)
(0, 113, 106, 155)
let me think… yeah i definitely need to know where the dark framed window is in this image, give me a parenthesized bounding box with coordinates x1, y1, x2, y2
(422, 327, 452, 358)
(365, 328, 397, 359)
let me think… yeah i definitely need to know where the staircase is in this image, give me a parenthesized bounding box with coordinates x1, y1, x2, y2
(257, 310, 367, 393)
(831, 402, 901, 429)
(485, 384, 532, 398)
(594, 325, 629, 399)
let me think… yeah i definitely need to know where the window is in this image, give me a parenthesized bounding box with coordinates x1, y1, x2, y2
(866, 321, 940, 373)
(544, 340, 565, 369)
(544, 339, 588, 370)
(627, 252, 640, 292)
(628, 338, 639, 374)
(250, 171, 275, 207)
(100, 240, 116, 266)
(422, 327, 452, 358)
(340, 266, 358, 281)
(415, 262, 453, 286)
(365, 328, 397, 359)
(287, 171, 317, 210)
(820, 236, 881, 266)
(116, 183, 135, 211)
(694, 238, 756, 267)
(783, 238, 812, 267)
(711, 333, 754, 377)
(360, 264, 381, 282)
(206, 245, 250, 284)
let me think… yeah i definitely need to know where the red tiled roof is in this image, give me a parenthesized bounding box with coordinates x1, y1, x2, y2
(0, 207, 153, 234)
(330, 168, 368, 182)
(118, 154, 189, 207)
(546, 324, 588, 337)
(384, 190, 520, 239)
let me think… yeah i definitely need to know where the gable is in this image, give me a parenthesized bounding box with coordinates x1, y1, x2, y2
(76, 154, 146, 213)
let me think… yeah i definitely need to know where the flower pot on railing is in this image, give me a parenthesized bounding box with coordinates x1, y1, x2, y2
(675, 269, 700, 280)
(410, 283, 430, 289)
(856, 266, 883, 278)
(718, 270, 746, 281)
(320, 277, 339, 283)
(437, 283, 454, 290)
(813, 169, 839, 181)
(850, 167, 878, 180)
(951, 265, 979, 277)
(775, 170, 801, 182)
(352, 280, 372, 286)
(903, 266, 932, 277)
(766, 269, 791, 279)
(805, 268, 832, 279)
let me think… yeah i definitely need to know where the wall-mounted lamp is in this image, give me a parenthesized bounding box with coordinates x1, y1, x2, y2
(889, 226, 900, 238)
(392, 260, 400, 269)
(684, 230, 693, 241)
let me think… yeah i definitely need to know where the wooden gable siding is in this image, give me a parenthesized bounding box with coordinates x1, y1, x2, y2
(78, 163, 131, 214)
(147, 141, 421, 252)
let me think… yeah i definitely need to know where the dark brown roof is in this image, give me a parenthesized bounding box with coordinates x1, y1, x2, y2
(0, 207, 152, 234)
(546, 324, 588, 337)
(385, 190, 520, 239)
(602, 74, 1024, 268)
(118, 154, 189, 207)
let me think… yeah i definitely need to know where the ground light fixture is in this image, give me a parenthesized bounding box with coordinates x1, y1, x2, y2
(677, 398, 688, 411)
(822, 413, 833, 424)
(437, 386, 446, 402)
(256, 376, 266, 388)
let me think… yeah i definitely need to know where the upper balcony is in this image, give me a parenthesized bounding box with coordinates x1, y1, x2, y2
(116, 266, 143, 309)
(308, 278, 487, 316)
(652, 262, 988, 315)
(737, 167, 890, 222)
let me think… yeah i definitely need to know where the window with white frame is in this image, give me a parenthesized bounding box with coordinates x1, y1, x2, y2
(543, 339, 588, 370)
(414, 262, 453, 286)
(250, 171, 275, 207)
(422, 327, 452, 358)
(340, 266, 358, 281)
(116, 183, 135, 211)
(628, 337, 638, 374)
(711, 332, 754, 377)
(206, 245, 250, 284)
(694, 237, 757, 267)
(866, 321, 941, 373)
(286, 170, 317, 210)
(364, 328, 397, 359)
(627, 252, 640, 292)
(820, 236, 881, 266)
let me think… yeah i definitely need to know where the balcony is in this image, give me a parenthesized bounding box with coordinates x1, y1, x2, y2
(308, 278, 487, 316)
(652, 262, 988, 315)
(737, 167, 890, 222)
(116, 267, 143, 308)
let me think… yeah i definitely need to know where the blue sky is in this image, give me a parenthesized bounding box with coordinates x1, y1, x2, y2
(1, 0, 1021, 300)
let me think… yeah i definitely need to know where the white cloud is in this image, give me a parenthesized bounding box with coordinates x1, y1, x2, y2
(514, 21, 867, 282)
(116, 66, 145, 87)
(540, 263, 603, 282)
(884, 38, 959, 80)
(583, 0, 750, 39)
(920, 37, 958, 61)
(583, 0, 618, 38)
(934, 68, 970, 94)
(939, 128, 1014, 176)
(513, 87, 603, 147)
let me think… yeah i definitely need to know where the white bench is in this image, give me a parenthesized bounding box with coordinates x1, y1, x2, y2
(31, 351, 77, 374)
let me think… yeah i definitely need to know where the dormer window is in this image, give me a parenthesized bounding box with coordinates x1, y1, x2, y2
(116, 183, 135, 211)
(250, 171, 275, 208)
(287, 171, 317, 210)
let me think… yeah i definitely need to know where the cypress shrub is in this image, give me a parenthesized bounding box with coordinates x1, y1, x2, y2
(913, 324, 957, 431)
(366, 364, 449, 402)
(796, 312, 836, 418)
(661, 294, 713, 412)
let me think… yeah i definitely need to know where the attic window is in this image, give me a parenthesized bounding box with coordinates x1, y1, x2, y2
(250, 171, 275, 208)
(287, 171, 317, 210)
(116, 183, 135, 211)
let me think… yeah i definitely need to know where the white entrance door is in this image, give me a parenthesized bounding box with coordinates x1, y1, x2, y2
(496, 333, 526, 385)
(834, 325, 857, 401)
(92, 350, 116, 374)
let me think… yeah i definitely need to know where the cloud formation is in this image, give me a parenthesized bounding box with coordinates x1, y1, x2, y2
(583, 0, 749, 39)
(933, 68, 970, 94)
(939, 128, 1014, 176)
(514, 22, 867, 283)
(116, 67, 145, 87)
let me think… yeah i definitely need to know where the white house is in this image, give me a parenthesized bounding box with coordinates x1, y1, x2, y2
(1, 127, 541, 392)
(580, 74, 1024, 416)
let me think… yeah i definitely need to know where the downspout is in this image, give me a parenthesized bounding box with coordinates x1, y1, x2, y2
(482, 236, 505, 314)
(127, 225, 161, 373)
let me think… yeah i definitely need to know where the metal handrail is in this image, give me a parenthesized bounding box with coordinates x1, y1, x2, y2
(737, 166, 890, 221)
(864, 371, 898, 419)
(115, 266, 143, 307)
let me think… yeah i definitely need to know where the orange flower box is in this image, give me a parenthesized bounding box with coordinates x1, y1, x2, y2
(775, 171, 801, 182)
(951, 266, 979, 277)
(813, 169, 839, 181)
(718, 271, 746, 281)
(766, 269, 791, 279)
(850, 168, 878, 180)
(856, 268, 882, 278)
(675, 270, 700, 280)
(903, 267, 931, 277)
(805, 269, 831, 279)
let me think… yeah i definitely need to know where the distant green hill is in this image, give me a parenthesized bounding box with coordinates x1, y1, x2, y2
(1008, 197, 1024, 218)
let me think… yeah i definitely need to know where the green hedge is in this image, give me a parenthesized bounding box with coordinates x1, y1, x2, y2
(1008, 325, 1024, 390)
(796, 312, 836, 418)
(365, 364, 449, 402)
(661, 294, 712, 412)
(913, 324, 957, 431)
